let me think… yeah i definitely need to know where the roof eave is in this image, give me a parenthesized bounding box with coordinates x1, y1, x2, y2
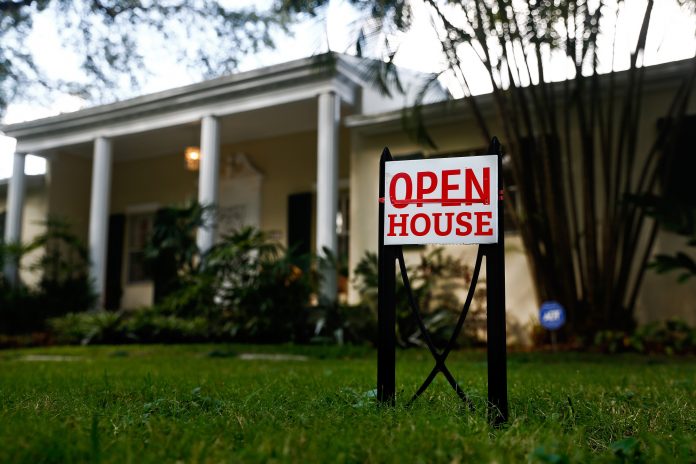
(345, 58, 695, 133)
(1, 52, 346, 138)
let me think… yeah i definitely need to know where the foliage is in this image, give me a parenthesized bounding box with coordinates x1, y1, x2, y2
(353, 247, 486, 348)
(0, 279, 39, 335)
(288, 0, 696, 336)
(0, 0, 295, 115)
(204, 227, 315, 343)
(48, 311, 122, 345)
(51, 228, 485, 346)
(25, 217, 96, 311)
(142, 226, 316, 343)
(308, 302, 378, 345)
(0, 217, 95, 334)
(593, 319, 696, 355)
(48, 309, 212, 345)
(631, 194, 696, 282)
(0, 345, 695, 462)
(144, 201, 212, 302)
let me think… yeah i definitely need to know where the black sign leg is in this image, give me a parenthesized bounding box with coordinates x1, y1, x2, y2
(486, 137, 508, 426)
(377, 147, 396, 405)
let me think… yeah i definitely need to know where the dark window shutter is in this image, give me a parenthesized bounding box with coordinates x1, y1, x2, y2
(152, 208, 179, 304)
(105, 214, 125, 310)
(287, 192, 313, 269)
(0, 211, 5, 243)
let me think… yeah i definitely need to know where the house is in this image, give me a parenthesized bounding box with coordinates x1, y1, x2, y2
(2, 52, 694, 339)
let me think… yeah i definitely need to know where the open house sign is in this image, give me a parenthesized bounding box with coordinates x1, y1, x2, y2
(383, 155, 499, 245)
(377, 138, 508, 426)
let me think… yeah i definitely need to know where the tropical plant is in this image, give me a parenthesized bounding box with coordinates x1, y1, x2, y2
(147, 224, 316, 342)
(25, 217, 96, 311)
(205, 227, 314, 343)
(0, 217, 95, 334)
(145, 200, 212, 302)
(283, 0, 696, 336)
(592, 319, 696, 355)
(353, 247, 486, 347)
(631, 194, 696, 282)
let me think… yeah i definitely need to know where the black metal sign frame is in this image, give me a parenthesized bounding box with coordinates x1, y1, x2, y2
(377, 137, 508, 426)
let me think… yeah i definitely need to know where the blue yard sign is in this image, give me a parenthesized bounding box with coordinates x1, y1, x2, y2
(539, 301, 566, 331)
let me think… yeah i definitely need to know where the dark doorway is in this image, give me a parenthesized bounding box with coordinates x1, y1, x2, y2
(287, 192, 312, 269)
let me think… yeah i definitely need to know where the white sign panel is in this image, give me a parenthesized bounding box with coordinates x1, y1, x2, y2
(384, 155, 498, 245)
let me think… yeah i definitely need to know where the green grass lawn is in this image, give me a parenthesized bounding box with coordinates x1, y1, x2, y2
(0, 345, 694, 463)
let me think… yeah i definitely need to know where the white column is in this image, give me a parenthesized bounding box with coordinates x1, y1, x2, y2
(88, 137, 112, 306)
(196, 115, 220, 255)
(316, 91, 340, 300)
(3, 152, 26, 284)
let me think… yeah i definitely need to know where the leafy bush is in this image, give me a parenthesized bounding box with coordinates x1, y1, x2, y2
(43, 212, 488, 348)
(204, 227, 314, 343)
(0, 281, 41, 335)
(48, 309, 211, 345)
(0, 218, 95, 335)
(120, 310, 211, 343)
(139, 227, 315, 343)
(48, 311, 122, 345)
(593, 320, 696, 355)
(145, 201, 211, 302)
(308, 303, 377, 345)
(352, 247, 486, 348)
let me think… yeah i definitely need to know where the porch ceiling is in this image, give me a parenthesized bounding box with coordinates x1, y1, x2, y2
(52, 98, 348, 161)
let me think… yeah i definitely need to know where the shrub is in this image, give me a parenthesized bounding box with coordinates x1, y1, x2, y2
(205, 227, 314, 343)
(144, 201, 211, 303)
(308, 303, 377, 345)
(144, 226, 316, 344)
(48, 311, 122, 345)
(593, 320, 696, 355)
(120, 310, 211, 343)
(352, 247, 487, 348)
(0, 218, 95, 335)
(48, 308, 212, 345)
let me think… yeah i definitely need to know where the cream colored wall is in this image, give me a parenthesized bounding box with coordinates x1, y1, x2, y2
(557, 88, 696, 326)
(624, 90, 696, 325)
(0, 181, 48, 288)
(120, 282, 154, 310)
(111, 153, 199, 213)
(46, 152, 92, 241)
(349, 86, 696, 336)
(225, 129, 351, 248)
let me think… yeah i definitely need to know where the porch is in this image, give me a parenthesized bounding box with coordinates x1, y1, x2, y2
(2, 54, 366, 308)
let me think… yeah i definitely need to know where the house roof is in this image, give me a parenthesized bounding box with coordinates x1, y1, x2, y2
(1, 52, 448, 154)
(345, 58, 695, 134)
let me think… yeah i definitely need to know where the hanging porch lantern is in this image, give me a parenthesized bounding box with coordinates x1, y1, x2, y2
(184, 146, 200, 171)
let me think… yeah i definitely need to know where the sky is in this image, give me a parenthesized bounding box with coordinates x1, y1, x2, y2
(1, 0, 695, 179)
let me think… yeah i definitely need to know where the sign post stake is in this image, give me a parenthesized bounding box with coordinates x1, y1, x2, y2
(377, 147, 396, 405)
(484, 137, 508, 426)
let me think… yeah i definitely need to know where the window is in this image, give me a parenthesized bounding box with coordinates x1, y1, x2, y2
(126, 213, 154, 283)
